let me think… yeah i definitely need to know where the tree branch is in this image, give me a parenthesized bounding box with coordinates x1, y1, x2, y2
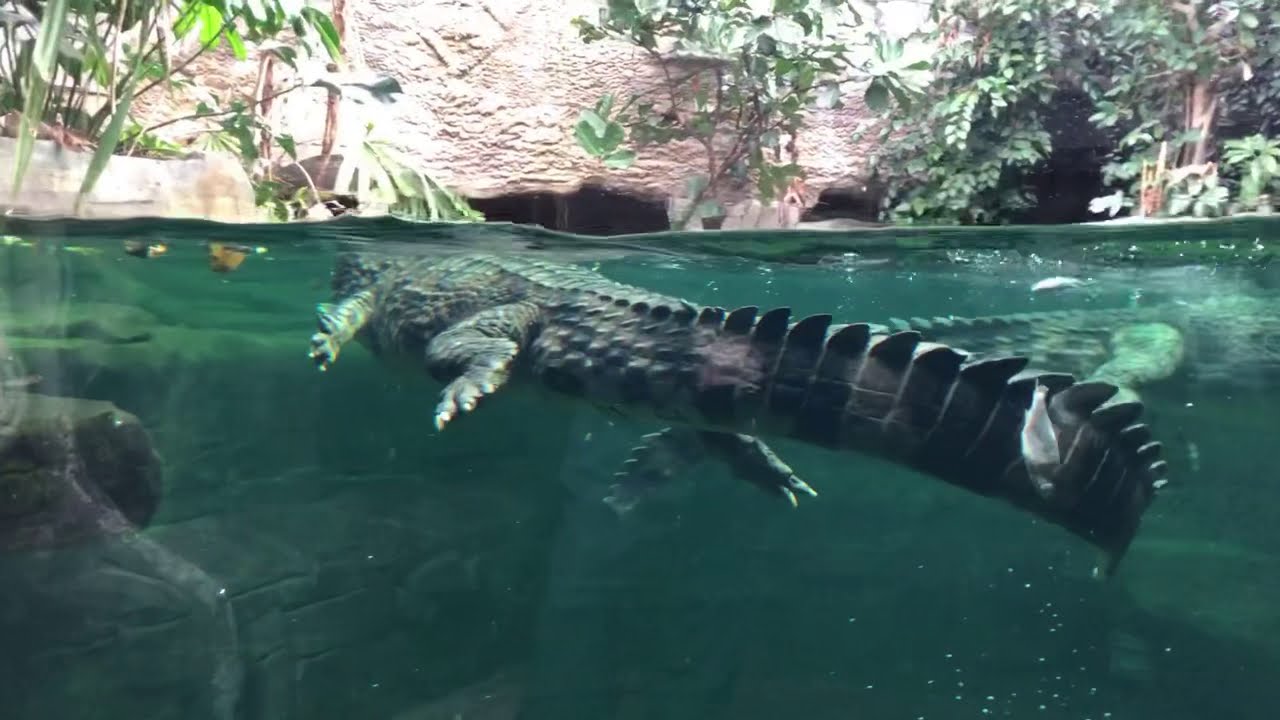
(127, 81, 304, 154)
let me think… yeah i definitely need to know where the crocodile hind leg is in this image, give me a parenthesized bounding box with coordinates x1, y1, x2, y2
(309, 289, 377, 371)
(1088, 322, 1185, 406)
(424, 302, 542, 430)
(605, 428, 817, 513)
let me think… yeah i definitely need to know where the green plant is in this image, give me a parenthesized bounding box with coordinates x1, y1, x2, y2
(1221, 134, 1280, 206)
(857, 0, 1064, 224)
(1084, 0, 1277, 214)
(331, 123, 484, 222)
(570, 0, 931, 228)
(3, 0, 341, 208)
(862, 0, 1278, 224)
(1167, 168, 1229, 217)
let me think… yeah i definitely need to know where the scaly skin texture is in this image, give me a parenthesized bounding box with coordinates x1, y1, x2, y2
(308, 252, 1172, 577)
(873, 294, 1280, 401)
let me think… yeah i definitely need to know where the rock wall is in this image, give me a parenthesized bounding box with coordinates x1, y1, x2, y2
(0, 137, 261, 221)
(351, 0, 892, 212)
(129, 0, 931, 226)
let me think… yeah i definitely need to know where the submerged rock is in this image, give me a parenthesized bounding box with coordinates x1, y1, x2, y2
(0, 392, 162, 550)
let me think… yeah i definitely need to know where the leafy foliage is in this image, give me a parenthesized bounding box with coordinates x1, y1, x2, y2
(858, 0, 1065, 224)
(1083, 0, 1277, 214)
(863, 0, 1280, 223)
(1220, 133, 1280, 207)
(332, 124, 485, 223)
(3, 0, 479, 222)
(1167, 168, 1228, 218)
(570, 0, 932, 227)
(2, 0, 340, 207)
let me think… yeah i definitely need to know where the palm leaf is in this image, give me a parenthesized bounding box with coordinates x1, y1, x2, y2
(11, 0, 70, 200)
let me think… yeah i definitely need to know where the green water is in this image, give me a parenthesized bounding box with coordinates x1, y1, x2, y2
(1, 216, 1279, 720)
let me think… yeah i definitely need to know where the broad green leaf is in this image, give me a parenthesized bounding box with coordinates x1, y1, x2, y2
(602, 120, 625, 149)
(577, 109, 607, 138)
(277, 133, 298, 160)
(574, 119, 605, 156)
(603, 149, 636, 169)
(225, 28, 248, 60)
(596, 93, 615, 118)
(199, 6, 225, 48)
(301, 7, 343, 60)
(11, 0, 69, 199)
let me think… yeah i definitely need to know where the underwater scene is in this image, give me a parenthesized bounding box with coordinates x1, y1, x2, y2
(1, 217, 1279, 720)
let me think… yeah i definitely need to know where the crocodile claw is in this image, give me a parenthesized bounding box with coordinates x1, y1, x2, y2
(309, 332, 339, 371)
(432, 362, 510, 430)
(786, 474, 818, 501)
(735, 436, 818, 506)
(773, 472, 818, 507)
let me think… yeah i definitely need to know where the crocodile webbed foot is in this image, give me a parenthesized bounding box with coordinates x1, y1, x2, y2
(605, 427, 704, 513)
(424, 302, 541, 431)
(309, 332, 341, 371)
(431, 348, 518, 430)
(699, 431, 818, 506)
(309, 290, 376, 371)
(605, 428, 817, 513)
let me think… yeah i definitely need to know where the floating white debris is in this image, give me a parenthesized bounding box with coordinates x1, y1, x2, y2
(1031, 276, 1093, 293)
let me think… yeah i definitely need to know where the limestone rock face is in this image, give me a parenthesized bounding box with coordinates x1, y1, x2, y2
(0, 137, 261, 221)
(124, 0, 932, 226)
(352, 0, 886, 209)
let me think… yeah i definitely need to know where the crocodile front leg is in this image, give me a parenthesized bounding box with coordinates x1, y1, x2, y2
(604, 427, 817, 513)
(309, 289, 377, 371)
(424, 302, 543, 430)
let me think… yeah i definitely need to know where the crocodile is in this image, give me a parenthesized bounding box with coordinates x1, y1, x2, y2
(307, 252, 1170, 577)
(869, 294, 1280, 402)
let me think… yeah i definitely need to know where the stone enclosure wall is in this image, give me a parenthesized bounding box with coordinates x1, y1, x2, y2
(128, 0, 930, 228)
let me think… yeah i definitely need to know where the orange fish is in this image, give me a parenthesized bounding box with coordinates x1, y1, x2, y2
(208, 242, 251, 273)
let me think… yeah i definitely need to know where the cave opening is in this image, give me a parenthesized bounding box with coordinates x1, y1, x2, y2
(1018, 89, 1112, 224)
(799, 187, 884, 224)
(466, 184, 671, 235)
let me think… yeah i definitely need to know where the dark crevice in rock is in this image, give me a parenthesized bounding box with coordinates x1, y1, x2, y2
(1020, 89, 1111, 225)
(467, 184, 671, 235)
(800, 186, 883, 224)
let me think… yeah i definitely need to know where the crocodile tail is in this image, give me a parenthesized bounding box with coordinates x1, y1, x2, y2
(693, 306, 1166, 576)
